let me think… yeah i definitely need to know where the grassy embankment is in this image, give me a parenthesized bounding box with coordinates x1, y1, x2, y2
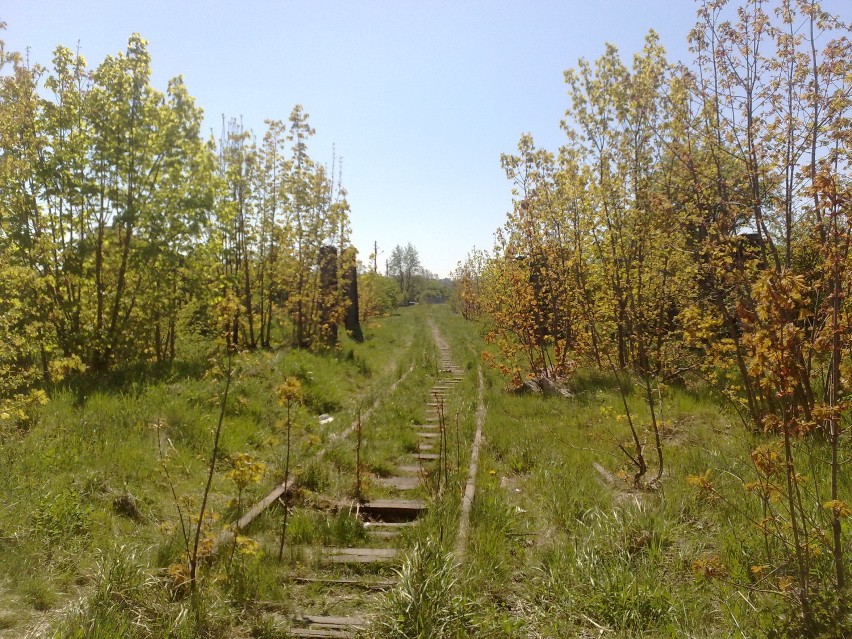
(0, 306, 455, 637)
(2, 303, 847, 638)
(441, 311, 850, 638)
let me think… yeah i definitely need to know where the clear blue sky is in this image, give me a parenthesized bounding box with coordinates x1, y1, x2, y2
(4, 1, 850, 277)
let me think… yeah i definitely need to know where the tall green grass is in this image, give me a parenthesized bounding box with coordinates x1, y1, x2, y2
(372, 540, 475, 639)
(458, 347, 825, 637)
(0, 307, 430, 635)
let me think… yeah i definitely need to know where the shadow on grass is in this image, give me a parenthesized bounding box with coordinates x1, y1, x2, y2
(57, 354, 212, 407)
(568, 368, 629, 399)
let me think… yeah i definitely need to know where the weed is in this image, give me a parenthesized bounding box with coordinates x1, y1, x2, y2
(372, 540, 476, 639)
(225, 547, 274, 607)
(339, 348, 371, 376)
(368, 458, 396, 478)
(297, 461, 330, 493)
(21, 575, 58, 611)
(33, 488, 92, 544)
(284, 508, 366, 547)
(326, 509, 368, 546)
(0, 611, 21, 630)
(506, 442, 535, 475)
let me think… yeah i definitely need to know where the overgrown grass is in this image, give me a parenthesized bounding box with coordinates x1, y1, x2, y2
(464, 352, 851, 638)
(0, 307, 429, 636)
(8, 304, 837, 637)
(371, 539, 475, 639)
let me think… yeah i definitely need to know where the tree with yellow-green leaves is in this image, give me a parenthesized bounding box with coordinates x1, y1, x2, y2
(451, 248, 488, 321)
(212, 107, 355, 353)
(462, 1, 850, 630)
(678, 2, 852, 628)
(0, 32, 216, 378)
(358, 270, 400, 321)
(274, 106, 355, 349)
(478, 134, 588, 386)
(0, 30, 359, 428)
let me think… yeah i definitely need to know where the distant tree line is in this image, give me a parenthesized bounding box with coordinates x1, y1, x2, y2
(386, 243, 449, 305)
(356, 242, 450, 321)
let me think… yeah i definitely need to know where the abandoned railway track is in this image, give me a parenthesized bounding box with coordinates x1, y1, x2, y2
(226, 319, 485, 637)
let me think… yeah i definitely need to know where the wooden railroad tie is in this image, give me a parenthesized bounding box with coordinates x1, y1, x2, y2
(375, 475, 420, 490)
(289, 575, 395, 590)
(412, 452, 440, 462)
(323, 547, 398, 564)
